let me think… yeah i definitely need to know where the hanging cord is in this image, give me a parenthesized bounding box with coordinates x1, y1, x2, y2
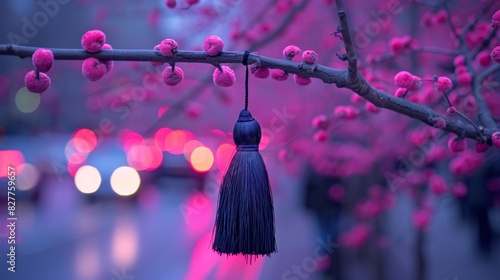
(242, 51, 250, 110)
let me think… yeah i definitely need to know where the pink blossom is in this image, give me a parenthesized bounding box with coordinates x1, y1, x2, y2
(270, 69, 288, 81)
(394, 71, 415, 89)
(477, 50, 492, 67)
(492, 132, 500, 148)
(253, 67, 270, 79)
(32, 48, 54, 73)
(491, 46, 500, 64)
(213, 66, 236, 87)
(412, 208, 432, 230)
(302, 50, 318, 63)
(429, 175, 448, 196)
(81, 30, 106, 53)
(421, 11, 434, 27)
(492, 10, 500, 27)
(293, 74, 311, 85)
(334, 105, 359, 119)
(350, 93, 364, 104)
(433, 118, 446, 129)
(452, 182, 468, 197)
(365, 102, 379, 113)
(450, 151, 483, 176)
(165, 0, 176, 8)
(436, 76, 452, 91)
(394, 87, 407, 97)
(82, 57, 106, 81)
(312, 114, 329, 129)
(434, 10, 447, 24)
(448, 137, 467, 152)
(454, 65, 467, 75)
(389, 37, 404, 52)
(313, 130, 328, 142)
(203, 35, 224, 56)
(185, 0, 199, 6)
(185, 102, 201, 118)
(151, 44, 165, 67)
(457, 73, 472, 85)
(453, 55, 465, 66)
(159, 38, 178, 57)
(283, 45, 301, 59)
(24, 71, 51, 94)
(356, 199, 380, 219)
(162, 66, 184, 86)
(475, 142, 489, 153)
(447, 106, 457, 114)
(340, 223, 371, 249)
(100, 43, 113, 73)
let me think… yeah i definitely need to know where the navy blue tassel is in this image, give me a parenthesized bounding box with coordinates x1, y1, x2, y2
(212, 109, 277, 260)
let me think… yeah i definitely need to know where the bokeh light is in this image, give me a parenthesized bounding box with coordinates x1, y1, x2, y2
(165, 130, 194, 155)
(127, 143, 163, 171)
(74, 165, 102, 194)
(111, 220, 138, 268)
(121, 130, 144, 152)
(190, 146, 214, 172)
(154, 127, 172, 151)
(16, 163, 40, 191)
(259, 133, 270, 150)
(68, 152, 87, 165)
(216, 143, 235, 172)
(72, 128, 97, 153)
(110, 166, 141, 196)
(0, 150, 25, 177)
(74, 242, 100, 280)
(183, 140, 203, 160)
(15, 87, 41, 113)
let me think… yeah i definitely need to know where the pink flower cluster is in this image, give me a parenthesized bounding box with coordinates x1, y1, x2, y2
(394, 71, 421, 91)
(448, 137, 467, 153)
(334, 105, 360, 120)
(420, 10, 447, 27)
(429, 175, 447, 196)
(80, 30, 114, 82)
(452, 55, 472, 86)
(450, 151, 483, 176)
(339, 223, 372, 249)
(24, 48, 54, 94)
(389, 35, 414, 53)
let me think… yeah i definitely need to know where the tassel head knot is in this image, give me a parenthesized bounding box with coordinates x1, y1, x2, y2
(233, 109, 261, 146)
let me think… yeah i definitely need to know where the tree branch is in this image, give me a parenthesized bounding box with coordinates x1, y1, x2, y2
(456, 0, 497, 129)
(335, 0, 358, 84)
(1, 43, 497, 143)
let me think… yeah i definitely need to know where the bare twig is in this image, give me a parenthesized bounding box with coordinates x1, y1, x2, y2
(441, 90, 485, 140)
(335, 0, 358, 84)
(372, 46, 460, 64)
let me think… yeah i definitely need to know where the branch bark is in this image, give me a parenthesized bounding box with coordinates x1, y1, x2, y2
(335, 0, 358, 84)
